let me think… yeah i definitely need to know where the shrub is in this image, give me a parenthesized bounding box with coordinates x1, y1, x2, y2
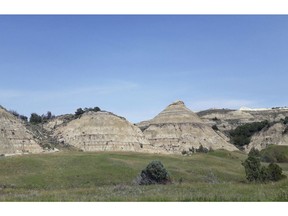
(181, 150, 188, 155)
(196, 145, 209, 153)
(19, 115, 28, 122)
(283, 117, 288, 125)
(229, 121, 270, 147)
(212, 125, 219, 131)
(248, 147, 260, 158)
(242, 155, 286, 183)
(267, 163, 284, 181)
(75, 107, 101, 117)
(138, 160, 171, 185)
(242, 156, 262, 182)
(29, 113, 42, 124)
(283, 126, 288, 135)
(9, 110, 19, 117)
(75, 108, 85, 116)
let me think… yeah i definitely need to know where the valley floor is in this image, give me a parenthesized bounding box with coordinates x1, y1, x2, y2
(0, 151, 288, 201)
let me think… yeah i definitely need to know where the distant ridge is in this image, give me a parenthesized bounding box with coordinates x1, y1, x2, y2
(239, 106, 288, 111)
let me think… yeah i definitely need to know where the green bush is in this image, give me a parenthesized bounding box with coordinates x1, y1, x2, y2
(75, 107, 101, 117)
(242, 156, 262, 182)
(75, 108, 85, 116)
(267, 163, 284, 181)
(248, 147, 261, 158)
(29, 113, 42, 124)
(230, 121, 270, 147)
(196, 145, 209, 153)
(242, 155, 286, 183)
(138, 160, 171, 185)
(212, 125, 219, 131)
(283, 117, 288, 125)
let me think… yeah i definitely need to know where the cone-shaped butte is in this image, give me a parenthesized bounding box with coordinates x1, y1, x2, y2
(140, 101, 238, 153)
(53, 111, 150, 152)
(150, 101, 203, 124)
(0, 106, 42, 155)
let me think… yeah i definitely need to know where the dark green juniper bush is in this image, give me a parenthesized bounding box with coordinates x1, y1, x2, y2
(138, 160, 171, 185)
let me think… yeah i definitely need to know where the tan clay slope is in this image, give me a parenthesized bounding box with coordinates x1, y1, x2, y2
(245, 122, 288, 152)
(53, 111, 151, 152)
(198, 108, 288, 132)
(0, 107, 42, 155)
(140, 101, 238, 153)
(152, 101, 203, 124)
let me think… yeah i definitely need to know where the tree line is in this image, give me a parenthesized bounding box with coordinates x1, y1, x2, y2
(9, 106, 101, 125)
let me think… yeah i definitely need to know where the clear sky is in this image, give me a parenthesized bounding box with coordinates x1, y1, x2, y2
(0, 15, 288, 122)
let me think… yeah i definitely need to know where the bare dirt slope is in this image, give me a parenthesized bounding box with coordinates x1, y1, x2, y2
(52, 111, 152, 152)
(198, 108, 288, 151)
(138, 101, 238, 153)
(245, 122, 288, 152)
(0, 107, 42, 155)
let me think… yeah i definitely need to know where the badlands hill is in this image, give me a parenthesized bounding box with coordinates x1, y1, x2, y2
(0, 106, 42, 155)
(138, 101, 238, 153)
(198, 107, 288, 151)
(3, 102, 287, 156)
(198, 107, 288, 132)
(47, 111, 151, 153)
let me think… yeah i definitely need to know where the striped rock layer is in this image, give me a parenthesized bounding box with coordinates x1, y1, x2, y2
(53, 111, 151, 152)
(139, 101, 238, 153)
(0, 107, 42, 155)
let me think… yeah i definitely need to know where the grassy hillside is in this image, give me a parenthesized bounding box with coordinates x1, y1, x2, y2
(260, 145, 288, 163)
(0, 150, 288, 201)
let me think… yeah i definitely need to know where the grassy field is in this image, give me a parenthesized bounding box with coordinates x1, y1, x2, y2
(0, 150, 288, 201)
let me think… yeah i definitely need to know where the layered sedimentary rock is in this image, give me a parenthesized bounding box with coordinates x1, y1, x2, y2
(138, 101, 238, 153)
(245, 122, 288, 152)
(198, 108, 288, 133)
(0, 106, 42, 155)
(53, 111, 151, 152)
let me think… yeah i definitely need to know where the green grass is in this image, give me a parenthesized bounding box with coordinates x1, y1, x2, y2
(0, 150, 288, 201)
(260, 145, 288, 163)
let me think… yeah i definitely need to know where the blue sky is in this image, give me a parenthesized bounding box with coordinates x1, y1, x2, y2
(0, 15, 288, 122)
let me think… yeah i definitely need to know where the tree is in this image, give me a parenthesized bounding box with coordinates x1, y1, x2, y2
(242, 156, 262, 182)
(230, 121, 269, 147)
(138, 160, 171, 185)
(283, 117, 288, 125)
(242, 156, 286, 183)
(75, 108, 85, 116)
(19, 115, 28, 122)
(92, 106, 101, 112)
(29, 113, 42, 124)
(196, 145, 209, 153)
(46, 111, 52, 119)
(267, 163, 283, 181)
(248, 147, 260, 158)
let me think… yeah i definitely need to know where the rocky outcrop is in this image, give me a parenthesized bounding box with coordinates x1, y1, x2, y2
(198, 108, 288, 152)
(138, 101, 238, 153)
(52, 111, 151, 152)
(0, 107, 42, 155)
(245, 122, 288, 152)
(198, 109, 255, 132)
